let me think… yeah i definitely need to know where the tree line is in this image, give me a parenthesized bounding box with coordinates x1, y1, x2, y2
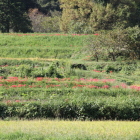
(0, 0, 140, 33)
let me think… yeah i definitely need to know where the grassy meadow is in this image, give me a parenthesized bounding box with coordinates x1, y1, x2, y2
(0, 33, 140, 139)
(0, 33, 91, 59)
(0, 120, 140, 140)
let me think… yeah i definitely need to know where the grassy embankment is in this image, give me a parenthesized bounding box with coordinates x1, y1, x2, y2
(0, 33, 90, 59)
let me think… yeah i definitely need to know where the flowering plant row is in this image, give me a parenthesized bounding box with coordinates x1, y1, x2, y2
(0, 76, 140, 91)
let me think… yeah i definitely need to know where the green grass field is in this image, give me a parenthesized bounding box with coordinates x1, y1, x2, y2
(0, 120, 140, 140)
(0, 33, 91, 59)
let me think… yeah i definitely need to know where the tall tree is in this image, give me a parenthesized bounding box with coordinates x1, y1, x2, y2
(60, 0, 93, 33)
(0, 0, 37, 33)
(37, 0, 61, 14)
(0, 0, 10, 32)
(60, 0, 140, 33)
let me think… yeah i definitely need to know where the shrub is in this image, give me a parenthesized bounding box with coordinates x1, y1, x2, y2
(124, 26, 140, 59)
(1, 97, 140, 120)
(84, 27, 140, 61)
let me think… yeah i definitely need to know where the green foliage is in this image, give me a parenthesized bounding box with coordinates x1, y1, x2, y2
(84, 27, 140, 61)
(0, 97, 140, 120)
(40, 15, 61, 33)
(60, 0, 93, 33)
(46, 62, 63, 78)
(68, 20, 92, 34)
(37, 0, 61, 14)
(124, 26, 140, 59)
(29, 9, 61, 33)
(60, 0, 140, 33)
(89, 3, 116, 31)
(1, 0, 140, 33)
(0, 0, 33, 33)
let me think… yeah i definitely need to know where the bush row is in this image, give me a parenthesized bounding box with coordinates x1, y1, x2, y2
(0, 98, 140, 120)
(1, 60, 140, 78)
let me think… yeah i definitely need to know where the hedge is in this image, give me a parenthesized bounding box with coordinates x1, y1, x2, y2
(0, 99, 139, 120)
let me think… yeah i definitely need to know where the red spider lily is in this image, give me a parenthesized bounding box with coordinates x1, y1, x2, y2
(18, 34, 22, 36)
(121, 83, 127, 88)
(0, 65, 8, 67)
(8, 77, 19, 79)
(93, 70, 101, 72)
(102, 85, 110, 89)
(36, 77, 44, 81)
(94, 33, 99, 35)
(10, 84, 26, 88)
(77, 85, 85, 87)
(72, 85, 85, 88)
(6, 78, 19, 82)
(10, 85, 17, 87)
(6, 100, 11, 103)
(17, 84, 26, 87)
(101, 79, 115, 83)
(110, 71, 113, 73)
(87, 85, 99, 88)
(0, 76, 4, 79)
(93, 70, 106, 73)
(112, 85, 120, 88)
(130, 85, 140, 91)
(15, 100, 20, 102)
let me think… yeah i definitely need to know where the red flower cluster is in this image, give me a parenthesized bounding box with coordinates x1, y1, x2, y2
(93, 70, 106, 73)
(36, 77, 44, 81)
(10, 84, 26, 88)
(0, 65, 8, 67)
(72, 84, 109, 89)
(75, 78, 115, 83)
(130, 85, 140, 91)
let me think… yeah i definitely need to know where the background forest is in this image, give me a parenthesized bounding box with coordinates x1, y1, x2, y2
(0, 0, 140, 33)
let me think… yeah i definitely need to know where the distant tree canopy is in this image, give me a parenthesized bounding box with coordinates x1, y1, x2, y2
(0, 0, 38, 33)
(60, 0, 140, 33)
(37, 0, 61, 15)
(0, 0, 140, 33)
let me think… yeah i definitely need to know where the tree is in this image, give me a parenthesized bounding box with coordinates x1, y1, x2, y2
(60, 0, 140, 33)
(37, 0, 61, 15)
(0, 0, 10, 32)
(0, 0, 37, 33)
(60, 0, 94, 33)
